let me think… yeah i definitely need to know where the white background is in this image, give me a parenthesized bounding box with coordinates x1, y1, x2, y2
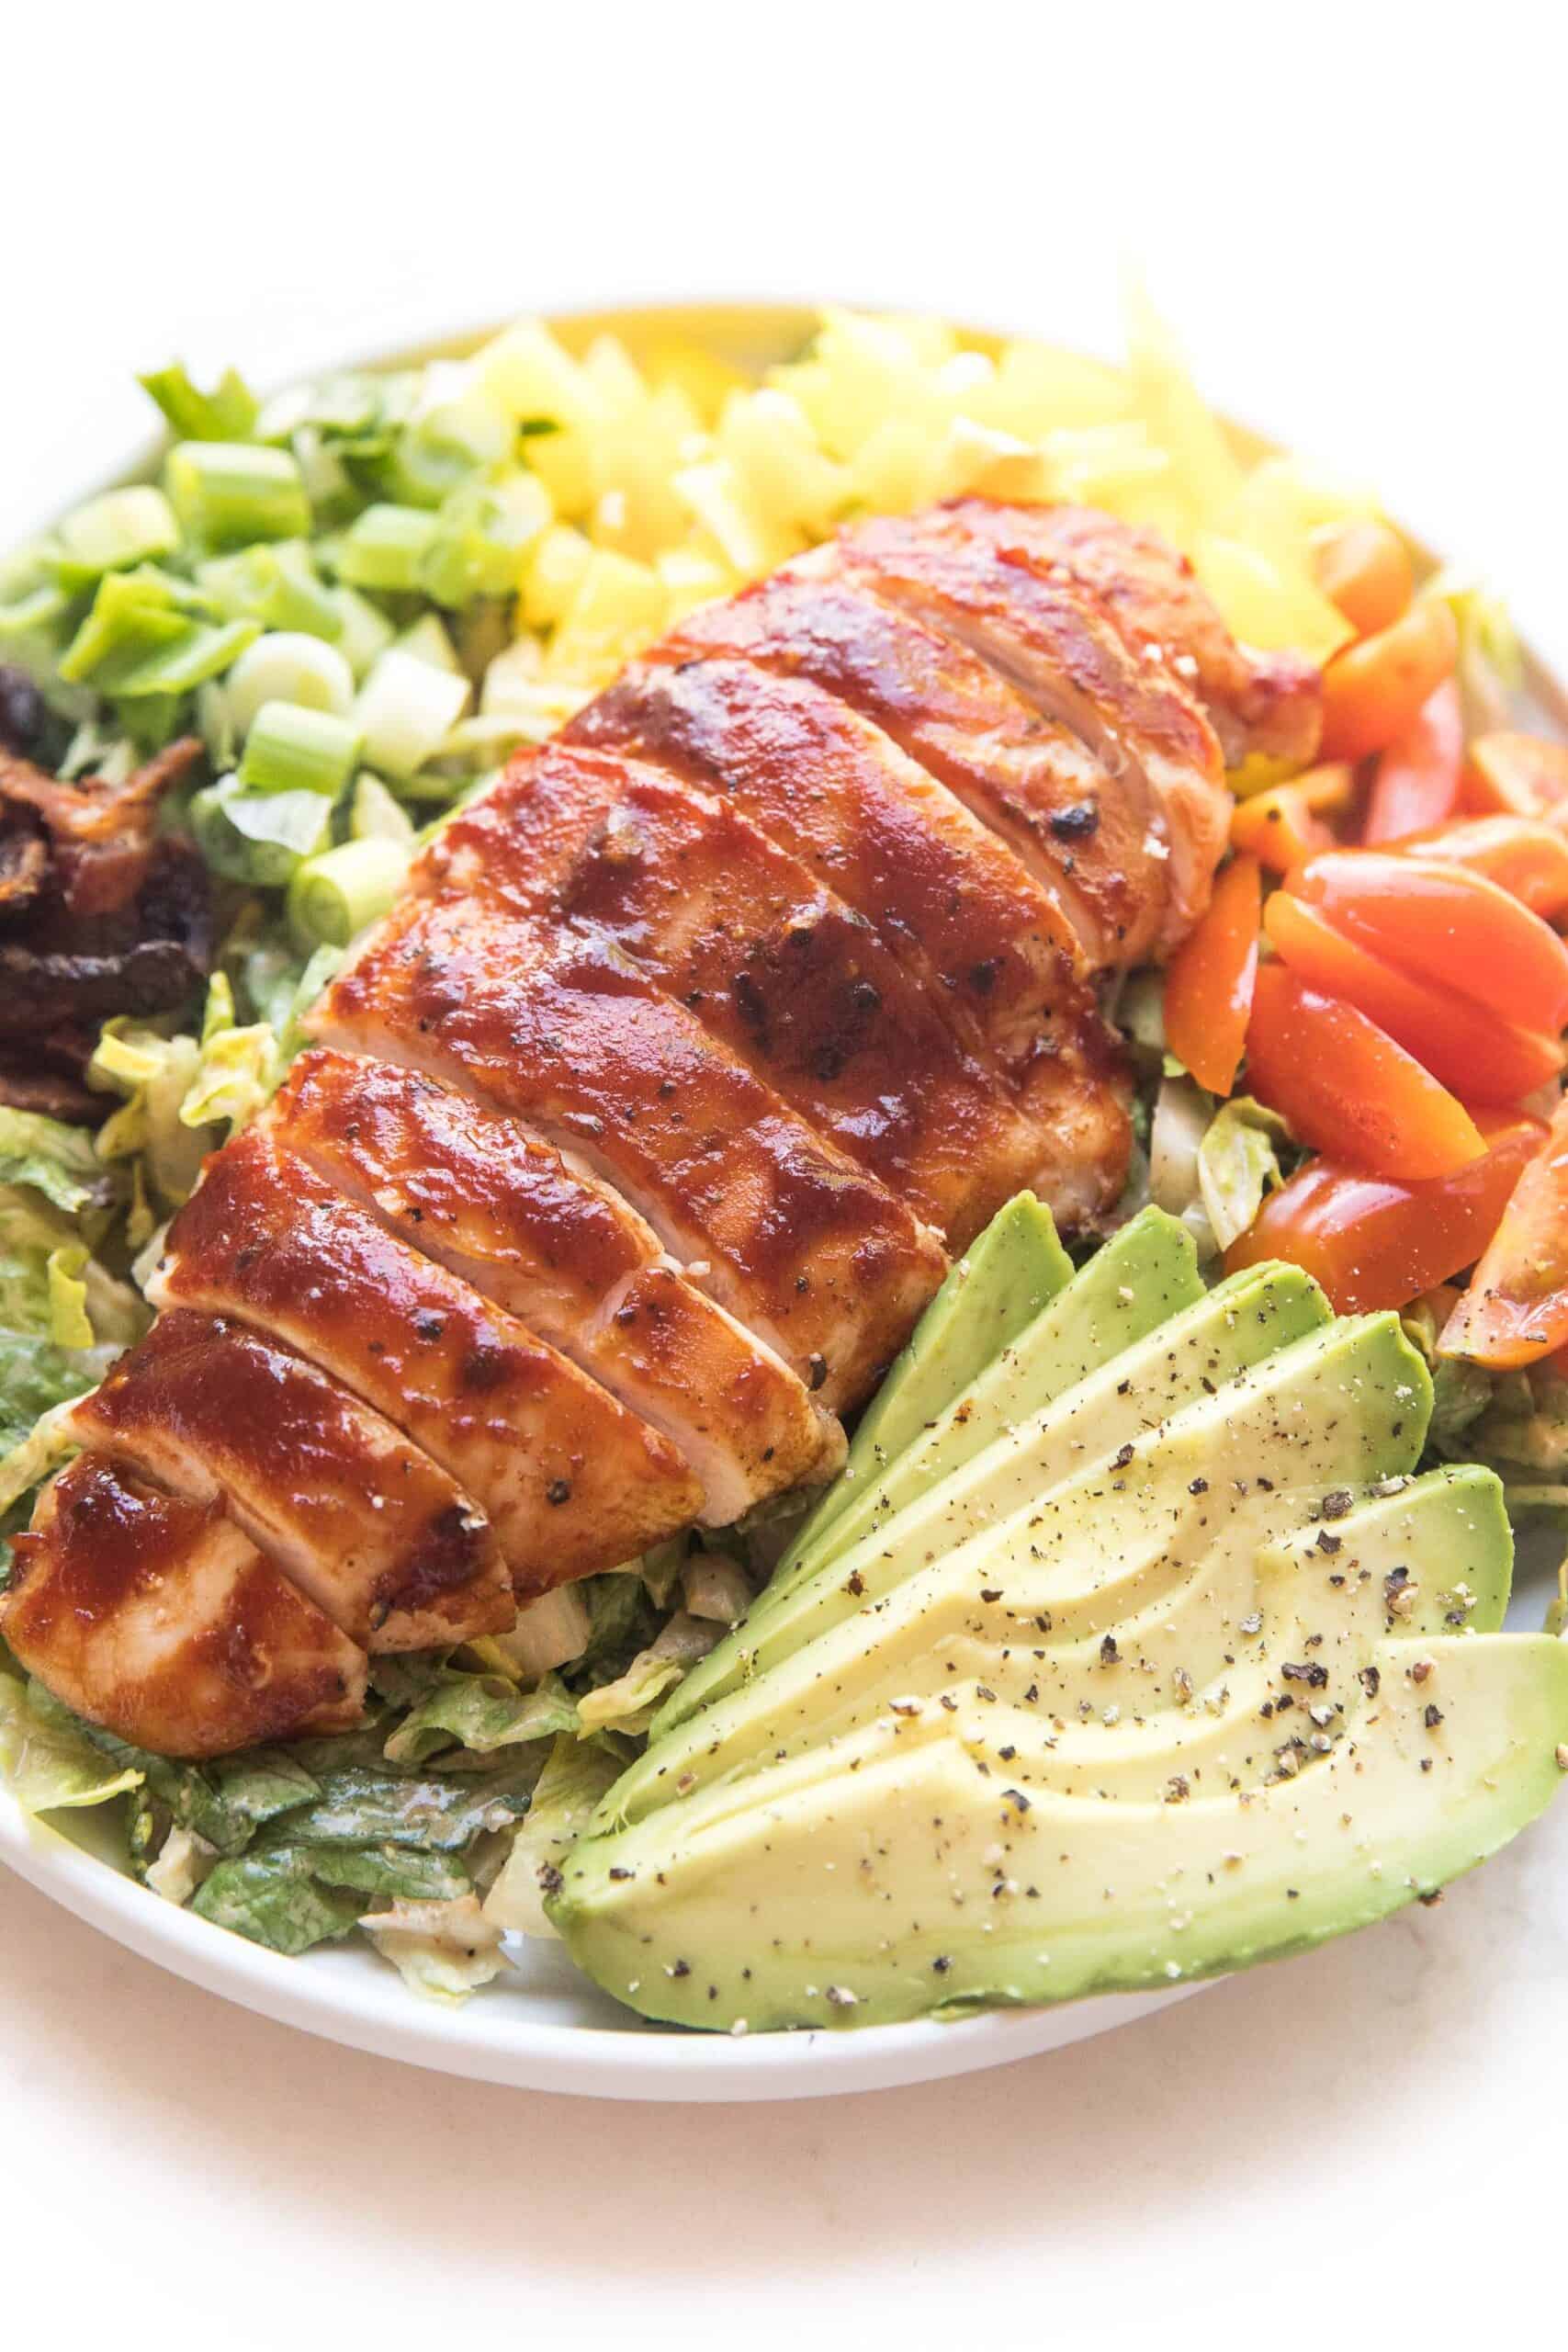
(4, 4, 1566, 2342)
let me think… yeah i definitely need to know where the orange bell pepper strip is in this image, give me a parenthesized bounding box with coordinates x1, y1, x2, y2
(1362, 679, 1464, 843)
(1263, 891, 1565, 1105)
(1311, 520, 1414, 639)
(1440, 1091, 1568, 1366)
(1393, 814, 1568, 922)
(1224, 1107, 1547, 1315)
(1463, 731, 1568, 822)
(1292, 849, 1568, 1035)
(1229, 763, 1354, 876)
(1320, 600, 1460, 764)
(1162, 854, 1260, 1096)
(1244, 963, 1485, 1181)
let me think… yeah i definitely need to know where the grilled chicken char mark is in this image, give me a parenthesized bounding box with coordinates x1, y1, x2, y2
(958, 501, 1324, 773)
(662, 553, 1169, 969)
(311, 896, 948, 1412)
(831, 508, 1230, 944)
(68, 1310, 510, 1651)
(567, 654, 1092, 1069)
(1, 1454, 366, 1758)
(270, 1048, 841, 1524)
(416, 742, 1056, 1248)
(147, 1125, 703, 1596)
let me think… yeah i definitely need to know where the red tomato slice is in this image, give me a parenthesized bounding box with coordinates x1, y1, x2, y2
(1162, 854, 1260, 1096)
(1362, 680, 1464, 843)
(1244, 964, 1485, 1181)
(1320, 601, 1459, 763)
(1224, 1109, 1547, 1314)
(1229, 764, 1354, 876)
(1292, 849, 1568, 1035)
(1396, 815, 1568, 922)
(1263, 892, 1565, 1105)
(1464, 731, 1568, 822)
(1441, 1092, 1568, 1366)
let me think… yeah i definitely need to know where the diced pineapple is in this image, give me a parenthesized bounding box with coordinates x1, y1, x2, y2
(520, 524, 595, 631)
(674, 457, 803, 578)
(472, 320, 605, 518)
(980, 339, 1135, 437)
(656, 545, 739, 622)
(543, 548, 670, 685)
(644, 338, 752, 426)
(772, 310, 938, 462)
(716, 389, 849, 537)
(1191, 533, 1355, 662)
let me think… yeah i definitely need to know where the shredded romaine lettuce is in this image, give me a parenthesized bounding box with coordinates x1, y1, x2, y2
(484, 1735, 623, 1938)
(0, 1671, 143, 1813)
(360, 1894, 511, 2000)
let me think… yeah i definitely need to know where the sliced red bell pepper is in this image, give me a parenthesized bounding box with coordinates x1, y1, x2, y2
(1229, 764, 1353, 876)
(1464, 731, 1568, 822)
(1162, 854, 1260, 1096)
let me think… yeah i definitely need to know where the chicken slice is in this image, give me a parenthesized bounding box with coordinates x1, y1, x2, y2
(415, 742, 1054, 1246)
(3, 1455, 366, 1758)
(953, 500, 1323, 773)
(662, 554, 1169, 968)
(310, 899, 947, 1410)
(832, 508, 1230, 944)
(146, 1125, 703, 1595)
(567, 654, 1093, 1067)
(269, 1049, 840, 1524)
(68, 1310, 511, 1651)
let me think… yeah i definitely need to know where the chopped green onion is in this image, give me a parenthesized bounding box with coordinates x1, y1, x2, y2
(190, 775, 334, 886)
(53, 486, 180, 584)
(224, 632, 356, 735)
(164, 442, 310, 549)
(421, 472, 551, 609)
(332, 503, 440, 594)
(197, 539, 342, 640)
(239, 700, 363, 797)
(355, 648, 469, 778)
(351, 773, 416, 844)
(140, 363, 259, 442)
(58, 568, 259, 696)
(393, 613, 461, 673)
(328, 587, 397, 681)
(287, 835, 412, 949)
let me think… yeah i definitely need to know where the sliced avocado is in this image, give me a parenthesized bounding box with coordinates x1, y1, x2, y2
(622, 1467, 1514, 1826)
(660, 1261, 1329, 1737)
(552, 1631, 1568, 2030)
(783, 1191, 1074, 1562)
(750, 1204, 1201, 1631)
(604, 1312, 1430, 1825)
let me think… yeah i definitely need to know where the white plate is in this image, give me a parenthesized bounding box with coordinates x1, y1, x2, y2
(0, 1794, 1196, 2098)
(3, 302, 1559, 2103)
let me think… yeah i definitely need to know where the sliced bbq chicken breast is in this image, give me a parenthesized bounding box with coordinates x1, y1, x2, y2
(2, 1455, 367, 1758)
(415, 742, 1055, 1246)
(959, 501, 1324, 774)
(14, 497, 1255, 1756)
(661, 554, 1170, 969)
(828, 506, 1231, 944)
(270, 1049, 840, 1523)
(147, 1125, 703, 1595)
(68, 1310, 510, 1650)
(312, 898, 948, 1411)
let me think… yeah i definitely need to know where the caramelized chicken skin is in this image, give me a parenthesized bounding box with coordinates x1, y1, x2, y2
(271, 1049, 840, 1523)
(2, 1455, 366, 1758)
